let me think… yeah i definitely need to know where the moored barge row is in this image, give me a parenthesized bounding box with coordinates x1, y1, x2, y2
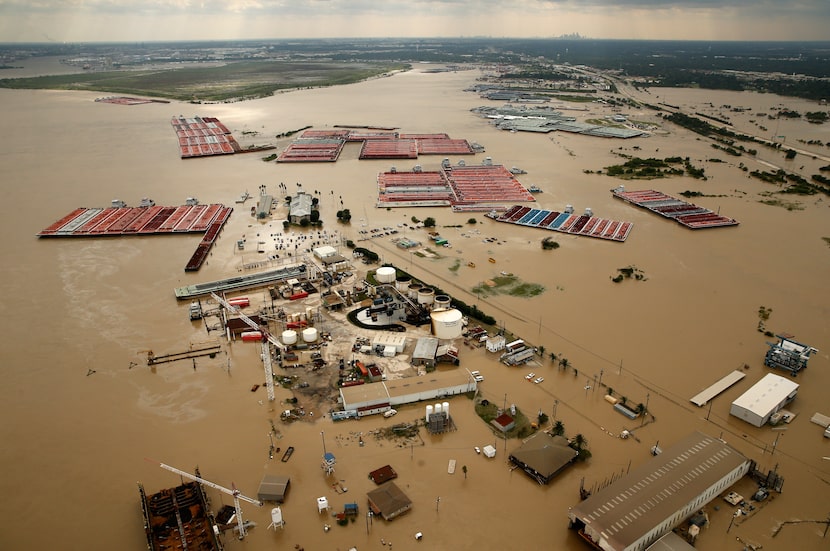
(38, 202, 232, 272)
(611, 186, 739, 229)
(172, 116, 238, 158)
(487, 204, 633, 242)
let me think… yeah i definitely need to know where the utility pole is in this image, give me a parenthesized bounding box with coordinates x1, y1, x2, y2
(436, 496, 441, 513)
(553, 399, 559, 420)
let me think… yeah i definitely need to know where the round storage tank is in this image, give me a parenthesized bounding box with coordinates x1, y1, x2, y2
(408, 283, 422, 300)
(433, 294, 451, 310)
(375, 266, 396, 284)
(425, 405, 433, 421)
(302, 327, 318, 343)
(430, 308, 464, 340)
(305, 307, 314, 321)
(395, 277, 411, 292)
(417, 287, 435, 305)
(443, 402, 450, 418)
(434, 403, 442, 414)
(281, 330, 298, 345)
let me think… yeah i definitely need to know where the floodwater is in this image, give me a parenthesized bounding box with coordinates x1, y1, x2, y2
(0, 59, 828, 551)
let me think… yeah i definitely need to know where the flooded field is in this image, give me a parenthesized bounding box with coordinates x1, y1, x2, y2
(0, 59, 828, 551)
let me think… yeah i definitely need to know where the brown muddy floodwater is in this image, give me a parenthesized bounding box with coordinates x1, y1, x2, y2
(0, 60, 828, 551)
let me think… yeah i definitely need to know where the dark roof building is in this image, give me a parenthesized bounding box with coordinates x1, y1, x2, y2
(568, 431, 751, 551)
(491, 413, 515, 433)
(509, 433, 578, 485)
(366, 481, 412, 520)
(257, 474, 290, 503)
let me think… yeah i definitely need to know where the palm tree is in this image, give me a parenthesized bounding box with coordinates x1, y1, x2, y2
(462, 465, 467, 479)
(549, 352, 558, 364)
(572, 433, 587, 451)
(538, 345, 546, 358)
(559, 358, 570, 371)
(552, 420, 565, 436)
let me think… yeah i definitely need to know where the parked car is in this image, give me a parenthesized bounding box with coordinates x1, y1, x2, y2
(525, 372, 535, 380)
(534, 377, 544, 384)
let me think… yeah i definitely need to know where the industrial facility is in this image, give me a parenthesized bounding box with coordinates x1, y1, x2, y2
(763, 334, 818, 375)
(568, 431, 751, 551)
(730, 373, 799, 427)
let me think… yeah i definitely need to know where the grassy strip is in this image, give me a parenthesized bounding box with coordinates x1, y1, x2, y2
(0, 60, 408, 101)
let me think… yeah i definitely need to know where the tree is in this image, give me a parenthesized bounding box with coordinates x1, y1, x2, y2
(538, 345, 546, 358)
(572, 433, 587, 451)
(552, 420, 565, 436)
(549, 352, 558, 364)
(559, 358, 569, 371)
(462, 465, 467, 479)
(423, 217, 436, 228)
(467, 217, 477, 224)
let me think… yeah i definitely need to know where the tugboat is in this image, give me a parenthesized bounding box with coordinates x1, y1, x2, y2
(527, 185, 542, 193)
(510, 166, 528, 175)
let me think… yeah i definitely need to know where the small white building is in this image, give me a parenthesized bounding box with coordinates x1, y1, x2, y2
(730, 373, 799, 427)
(373, 331, 407, 354)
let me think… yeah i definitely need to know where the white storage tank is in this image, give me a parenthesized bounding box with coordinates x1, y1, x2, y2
(433, 294, 451, 310)
(305, 306, 314, 320)
(281, 330, 298, 345)
(417, 287, 435, 305)
(408, 283, 422, 300)
(302, 327, 318, 343)
(434, 402, 442, 414)
(430, 308, 464, 340)
(395, 277, 411, 292)
(426, 404, 433, 421)
(442, 402, 450, 418)
(375, 266, 396, 284)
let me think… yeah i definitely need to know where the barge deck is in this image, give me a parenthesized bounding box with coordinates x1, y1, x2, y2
(38, 202, 231, 272)
(611, 187, 739, 229)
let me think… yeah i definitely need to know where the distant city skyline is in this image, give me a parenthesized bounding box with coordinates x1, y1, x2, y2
(0, 1, 828, 43)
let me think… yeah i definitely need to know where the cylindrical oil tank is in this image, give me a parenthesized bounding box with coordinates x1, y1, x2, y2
(408, 283, 422, 300)
(395, 277, 411, 292)
(302, 327, 318, 343)
(417, 287, 435, 305)
(425, 405, 433, 421)
(442, 402, 450, 418)
(281, 330, 298, 345)
(433, 294, 451, 310)
(305, 306, 314, 320)
(375, 266, 396, 284)
(434, 402, 442, 414)
(430, 308, 464, 340)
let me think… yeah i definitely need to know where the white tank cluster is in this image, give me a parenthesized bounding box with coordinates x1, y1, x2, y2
(425, 401, 451, 421)
(430, 308, 464, 340)
(302, 327, 318, 343)
(375, 266, 397, 284)
(281, 330, 298, 345)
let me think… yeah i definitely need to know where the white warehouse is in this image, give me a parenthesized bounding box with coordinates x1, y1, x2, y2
(730, 373, 799, 427)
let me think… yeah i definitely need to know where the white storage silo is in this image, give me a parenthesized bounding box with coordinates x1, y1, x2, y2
(302, 327, 318, 343)
(395, 277, 411, 292)
(408, 283, 422, 300)
(281, 330, 298, 345)
(430, 308, 464, 340)
(442, 402, 450, 418)
(375, 266, 396, 284)
(417, 287, 435, 305)
(434, 402, 442, 414)
(426, 404, 433, 421)
(305, 306, 314, 320)
(433, 294, 451, 310)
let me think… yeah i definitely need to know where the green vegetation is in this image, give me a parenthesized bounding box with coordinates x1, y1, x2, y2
(750, 169, 830, 197)
(541, 237, 560, 250)
(423, 217, 436, 228)
(805, 112, 828, 124)
(467, 218, 477, 225)
(472, 274, 545, 299)
(757, 305, 773, 333)
(603, 156, 705, 180)
(336, 209, 352, 223)
(611, 266, 646, 283)
(0, 60, 406, 101)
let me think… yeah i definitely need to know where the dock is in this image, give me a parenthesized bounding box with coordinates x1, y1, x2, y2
(174, 264, 309, 300)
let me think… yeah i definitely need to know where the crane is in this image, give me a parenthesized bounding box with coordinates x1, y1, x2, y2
(211, 291, 282, 402)
(154, 460, 263, 539)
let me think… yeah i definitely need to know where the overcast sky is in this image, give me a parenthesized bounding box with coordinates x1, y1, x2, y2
(0, 1, 828, 43)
